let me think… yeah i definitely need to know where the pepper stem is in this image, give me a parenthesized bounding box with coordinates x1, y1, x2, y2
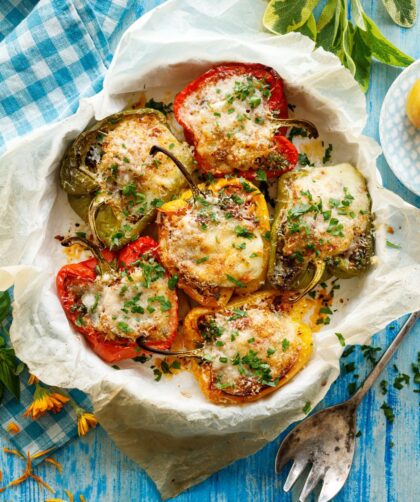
(61, 236, 115, 276)
(136, 337, 204, 359)
(288, 260, 326, 303)
(273, 118, 319, 139)
(149, 145, 205, 200)
(88, 193, 110, 247)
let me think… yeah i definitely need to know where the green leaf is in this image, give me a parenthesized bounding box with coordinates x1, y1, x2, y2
(360, 11, 414, 67)
(0, 291, 11, 324)
(264, 0, 319, 34)
(317, 0, 339, 32)
(0, 349, 20, 400)
(317, 0, 343, 52)
(296, 13, 317, 41)
(351, 26, 372, 92)
(351, 0, 366, 29)
(341, 1, 356, 76)
(381, 0, 416, 28)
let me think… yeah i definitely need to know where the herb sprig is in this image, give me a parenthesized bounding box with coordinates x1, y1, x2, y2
(0, 291, 23, 404)
(263, 0, 414, 92)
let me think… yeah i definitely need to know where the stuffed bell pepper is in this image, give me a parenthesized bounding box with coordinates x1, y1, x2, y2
(60, 109, 193, 249)
(137, 291, 313, 405)
(151, 146, 270, 307)
(56, 236, 178, 363)
(268, 163, 375, 296)
(174, 62, 317, 179)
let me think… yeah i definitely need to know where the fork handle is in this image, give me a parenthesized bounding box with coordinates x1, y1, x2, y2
(350, 311, 420, 407)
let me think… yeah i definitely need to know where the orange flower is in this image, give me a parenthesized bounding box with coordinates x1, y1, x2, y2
(76, 411, 98, 437)
(24, 384, 69, 420)
(28, 374, 39, 385)
(6, 422, 21, 435)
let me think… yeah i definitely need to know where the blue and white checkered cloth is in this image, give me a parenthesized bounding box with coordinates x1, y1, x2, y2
(0, 0, 162, 461)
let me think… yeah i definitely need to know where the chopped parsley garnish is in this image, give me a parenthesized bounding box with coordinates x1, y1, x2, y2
(322, 143, 333, 163)
(201, 320, 223, 341)
(361, 345, 382, 364)
(240, 180, 257, 193)
(168, 275, 179, 290)
(282, 339, 290, 352)
(151, 198, 164, 208)
(226, 275, 246, 288)
(386, 240, 401, 249)
(344, 362, 355, 374)
(137, 258, 165, 288)
(196, 256, 209, 264)
(147, 296, 171, 312)
(393, 372, 410, 390)
(255, 169, 267, 182)
(288, 127, 308, 142)
(380, 380, 388, 395)
(335, 332, 346, 347)
(381, 402, 395, 423)
(117, 322, 133, 334)
(153, 368, 162, 381)
(228, 308, 248, 321)
(302, 402, 311, 414)
(235, 225, 255, 239)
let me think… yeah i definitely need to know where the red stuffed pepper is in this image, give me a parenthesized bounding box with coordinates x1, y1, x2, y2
(174, 62, 315, 179)
(56, 236, 178, 363)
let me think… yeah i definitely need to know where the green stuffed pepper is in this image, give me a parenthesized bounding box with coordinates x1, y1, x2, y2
(60, 108, 193, 249)
(268, 163, 375, 297)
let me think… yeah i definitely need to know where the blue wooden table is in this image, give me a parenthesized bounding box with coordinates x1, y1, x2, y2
(0, 2, 419, 501)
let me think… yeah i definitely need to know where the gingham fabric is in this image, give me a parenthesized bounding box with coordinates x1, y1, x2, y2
(0, 300, 92, 464)
(0, 0, 159, 152)
(0, 0, 161, 461)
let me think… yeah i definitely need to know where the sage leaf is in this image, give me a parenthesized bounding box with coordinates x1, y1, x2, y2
(381, 0, 416, 28)
(351, 0, 366, 29)
(341, 1, 356, 76)
(296, 13, 317, 41)
(0, 348, 20, 400)
(317, 0, 342, 52)
(360, 11, 414, 67)
(264, 0, 319, 34)
(0, 290, 11, 324)
(351, 26, 372, 92)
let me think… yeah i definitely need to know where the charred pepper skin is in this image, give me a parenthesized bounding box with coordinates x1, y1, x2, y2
(56, 236, 178, 364)
(60, 108, 193, 250)
(268, 165, 375, 296)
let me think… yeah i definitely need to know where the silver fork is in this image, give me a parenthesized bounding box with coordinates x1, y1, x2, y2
(275, 311, 420, 502)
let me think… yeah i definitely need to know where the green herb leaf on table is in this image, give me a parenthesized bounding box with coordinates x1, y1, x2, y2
(358, 10, 414, 67)
(0, 290, 11, 324)
(0, 290, 22, 403)
(263, 0, 414, 92)
(381, 0, 417, 28)
(263, 0, 320, 35)
(0, 348, 21, 401)
(296, 13, 318, 41)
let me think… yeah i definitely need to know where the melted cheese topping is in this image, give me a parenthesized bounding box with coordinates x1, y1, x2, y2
(201, 298, 301, 395)
(70, 258, 174, 343)
(178, 75, 282, 174)
(160, 190, 265, 288)
(282, 164, 370, 259)
(93, 113, 192, 243)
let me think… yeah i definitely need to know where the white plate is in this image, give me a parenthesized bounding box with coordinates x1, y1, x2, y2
(380, 60, 420, 195)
